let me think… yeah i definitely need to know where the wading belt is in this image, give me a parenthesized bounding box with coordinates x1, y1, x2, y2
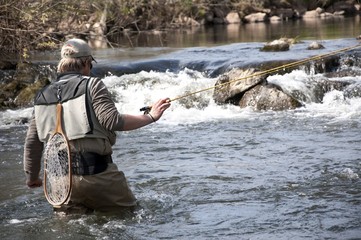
(71, 152, 113, 175)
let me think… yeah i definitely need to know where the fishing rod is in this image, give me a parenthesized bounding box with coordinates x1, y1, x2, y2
(140, 43, 361, 113)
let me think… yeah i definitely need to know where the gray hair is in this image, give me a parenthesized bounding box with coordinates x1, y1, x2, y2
(57, 51, 92, 73)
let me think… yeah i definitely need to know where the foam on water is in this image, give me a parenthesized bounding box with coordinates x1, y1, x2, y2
(8, 217, 38, 225)
(267, 70, 323, 103)
(101, 68, 361, 126)
(1, 66, 361, 129)
(1, 69, 360, 129)
(102, 68, 253, 125)
(339, 168, 360, 180)
(0, 108, 33, 128)
(297, 90, 361, 125)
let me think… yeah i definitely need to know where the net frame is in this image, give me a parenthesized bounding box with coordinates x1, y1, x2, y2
(43, 103, 72, 206)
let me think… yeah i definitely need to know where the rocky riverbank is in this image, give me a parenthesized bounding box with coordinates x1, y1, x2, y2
(1, 0, 360, 54)
(195, 0, 360, 25)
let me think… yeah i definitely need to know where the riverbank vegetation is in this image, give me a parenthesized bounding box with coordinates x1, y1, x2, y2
(1, 0, 360, 60)
(0, 0, 360, 110)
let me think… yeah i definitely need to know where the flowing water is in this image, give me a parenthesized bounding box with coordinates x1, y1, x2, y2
(1, 18, 361, 240)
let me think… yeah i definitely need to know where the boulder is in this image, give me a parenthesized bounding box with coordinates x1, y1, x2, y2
(270, 16, 282, 22)
(320, 12, 335, 18)
(226, 11, 241, 23)
(239, 84, 303, 111)
(344, 82, 361, 98)
(334, 10, 346, 16)
(261, 39, 290, 52)
(243, 12, 268, 23)
(302, 55, 340, 74)
(175, 14, 201, 27)
(303, 7, 324, 18)
(307, 41, 325, 50)
(213, 68, 265, 104)
(312, 78, 353, 103)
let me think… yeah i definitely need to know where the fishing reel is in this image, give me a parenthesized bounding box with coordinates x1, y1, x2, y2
(140, 106, 152, 114)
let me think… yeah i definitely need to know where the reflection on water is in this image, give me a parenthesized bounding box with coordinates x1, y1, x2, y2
(27, 16, 361, 63)
(109, 16, 361, 48)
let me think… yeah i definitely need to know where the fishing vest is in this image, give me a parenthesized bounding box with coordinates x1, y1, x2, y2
(34, 73, 115, 144)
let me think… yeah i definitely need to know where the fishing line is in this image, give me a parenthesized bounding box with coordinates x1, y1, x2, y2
(140, 43, 361, 113)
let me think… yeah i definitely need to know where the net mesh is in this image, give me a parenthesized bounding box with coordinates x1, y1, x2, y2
(44, 133, 71, 206)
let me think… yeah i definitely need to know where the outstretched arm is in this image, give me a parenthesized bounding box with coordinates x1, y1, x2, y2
(90, 78, 171, 131)
(122, 98, 171, 131)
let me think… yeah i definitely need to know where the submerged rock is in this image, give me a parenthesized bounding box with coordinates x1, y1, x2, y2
(239, 84, 302, 110)
(307, 41, 325, 50)
(213, 68, 265, 105)
(212, 51, 357, 111)
(344, 82, 361, 98)
(260, 38, 298, 52)
(213, 68, 302, 111)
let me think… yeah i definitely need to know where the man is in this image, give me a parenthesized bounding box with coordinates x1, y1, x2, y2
(23, 38, 171, 212)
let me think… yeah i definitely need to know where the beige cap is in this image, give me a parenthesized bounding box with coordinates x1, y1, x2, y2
(61, 38, 96, 62)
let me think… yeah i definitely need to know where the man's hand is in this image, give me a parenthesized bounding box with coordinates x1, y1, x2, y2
(26, 178, 42, 188)
(149, 98, 171, 121)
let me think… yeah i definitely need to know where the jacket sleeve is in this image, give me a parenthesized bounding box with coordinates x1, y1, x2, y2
(23, 117, 44, 182)
(89, 78, 125, 131)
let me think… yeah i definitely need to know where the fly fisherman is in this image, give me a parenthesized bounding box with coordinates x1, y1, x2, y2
(23, 38, 171, 213)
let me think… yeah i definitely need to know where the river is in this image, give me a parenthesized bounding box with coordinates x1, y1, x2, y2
(1, 17, 361, 240)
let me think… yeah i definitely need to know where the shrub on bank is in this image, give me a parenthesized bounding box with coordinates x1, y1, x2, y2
(0, 0, 360, 60)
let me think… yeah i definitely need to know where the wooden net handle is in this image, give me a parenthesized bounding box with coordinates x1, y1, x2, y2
(55, 103, 64, 134)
